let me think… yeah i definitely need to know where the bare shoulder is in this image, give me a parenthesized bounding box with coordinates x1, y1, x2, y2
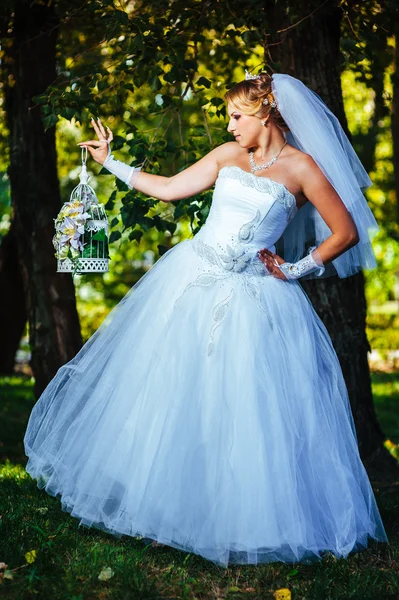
(286, 146, 340, 205)
(289, 148, 320, 176)
(213, 141, 243, 166)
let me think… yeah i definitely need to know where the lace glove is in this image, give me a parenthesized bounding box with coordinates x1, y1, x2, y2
(102, 145, 141, 190)
(278, 246, 325, 280)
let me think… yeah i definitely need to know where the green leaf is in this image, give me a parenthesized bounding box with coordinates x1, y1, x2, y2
(82, 245, 94, 258)
(196, 76, 211, 89)
(139, 216, 154, 232)
(115, 179, 129, 192)
(60, 107, 76, 120)
(240, 30, 261, 45)
(183, 59, 197, 71)
(113, 10, 129, 25)
(109, 231, 122, 243)
(287, 568, 299, 579)
(158, 244, 170, 256)
(152, 215, 177, 234)
(111, 134, 126, 150)
(33, 93, 49, 105)
(105, 191, 117, 211)
(173, 199, 190, 220)
(210, 97, 224, 107)
(128, 229, 143, 242)
(43, 113, 59, 130)
(150, 76, 162, 91)
(97, 79, 108, 91)
(92, 229, 107, 241)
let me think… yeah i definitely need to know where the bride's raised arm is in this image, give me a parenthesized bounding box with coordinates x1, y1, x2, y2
(130, 144, 223, 201)
(78, 117, 235, 202)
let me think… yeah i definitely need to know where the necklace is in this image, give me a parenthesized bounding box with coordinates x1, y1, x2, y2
(249, 140, 287, 173)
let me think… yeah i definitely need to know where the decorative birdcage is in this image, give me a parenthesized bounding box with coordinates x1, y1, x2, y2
(53, 148, 109, 275)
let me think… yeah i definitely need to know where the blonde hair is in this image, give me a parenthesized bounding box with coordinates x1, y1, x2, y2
(224, 72, 289, 131)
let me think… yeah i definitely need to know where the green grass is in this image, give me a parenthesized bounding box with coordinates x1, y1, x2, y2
(371, 372, 399, 445)
(1, 375, 399, 599)
(0, 376, 35, 464)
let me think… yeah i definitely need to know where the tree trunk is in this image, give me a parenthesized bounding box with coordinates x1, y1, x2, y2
(393, 33, 399, 225)
(0, 223, 27, 373)
(3, 0, 82, 397)
(266, 0, 399, 481)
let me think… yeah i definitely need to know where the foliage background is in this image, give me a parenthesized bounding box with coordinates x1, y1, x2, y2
(0, 2, 397, 349)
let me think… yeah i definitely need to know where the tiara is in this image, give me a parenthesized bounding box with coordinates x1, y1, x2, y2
(245, 69, 260, 80)
(244, 70, 278, 108)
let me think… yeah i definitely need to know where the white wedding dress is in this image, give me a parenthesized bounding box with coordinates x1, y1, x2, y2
(24, 165, 388, 567)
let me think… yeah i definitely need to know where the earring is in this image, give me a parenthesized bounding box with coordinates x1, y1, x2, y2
(261, 120, 266, 126)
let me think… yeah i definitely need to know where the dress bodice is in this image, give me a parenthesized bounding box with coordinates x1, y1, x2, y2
(192, 166, 298, 275)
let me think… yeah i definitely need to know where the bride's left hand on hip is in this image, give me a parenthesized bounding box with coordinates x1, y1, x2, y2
(258, 248, 288, 280)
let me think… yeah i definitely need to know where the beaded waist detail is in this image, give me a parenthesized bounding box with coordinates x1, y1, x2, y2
(191, 234, 270, 278)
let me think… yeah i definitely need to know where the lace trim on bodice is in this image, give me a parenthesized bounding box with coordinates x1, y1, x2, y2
(218, 166, 298, 222)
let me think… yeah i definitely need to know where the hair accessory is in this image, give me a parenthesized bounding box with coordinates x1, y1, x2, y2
(263, 96, 278, 108)
(245, 69, 260, 80)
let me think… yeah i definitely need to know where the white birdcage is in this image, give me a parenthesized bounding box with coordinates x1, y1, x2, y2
(53, 148, 109, 275)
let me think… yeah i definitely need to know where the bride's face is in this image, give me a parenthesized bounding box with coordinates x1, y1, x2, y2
(226, 102, 267, 148)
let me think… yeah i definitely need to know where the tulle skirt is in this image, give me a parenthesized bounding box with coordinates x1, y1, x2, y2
(24, 239, 388, 567)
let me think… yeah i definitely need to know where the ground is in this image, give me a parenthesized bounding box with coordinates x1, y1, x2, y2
(0, 373, 398, 600)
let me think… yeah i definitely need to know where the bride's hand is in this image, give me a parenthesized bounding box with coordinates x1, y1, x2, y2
(77, 117, 114, 165)
(258, 248, 288, 280)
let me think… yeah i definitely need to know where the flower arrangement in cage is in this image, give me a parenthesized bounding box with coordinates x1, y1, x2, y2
(53, 148, 110, 275)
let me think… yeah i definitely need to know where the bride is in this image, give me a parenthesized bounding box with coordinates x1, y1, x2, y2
(24, 71, 388, 567)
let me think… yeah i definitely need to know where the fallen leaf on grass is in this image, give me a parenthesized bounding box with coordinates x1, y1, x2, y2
(244, 588, 256, 592)
(0, 563, 7, 570)
(98, 567, 115, 582)
(286, 568, 298, 579)
(3, 570, 13, 581)
(25, 550, 37, 564)
(273, 589, 291, 600)
(36, 507, 49, 515)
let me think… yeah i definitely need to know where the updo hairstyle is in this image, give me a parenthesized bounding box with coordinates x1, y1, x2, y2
(224, 72, 289, 132)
